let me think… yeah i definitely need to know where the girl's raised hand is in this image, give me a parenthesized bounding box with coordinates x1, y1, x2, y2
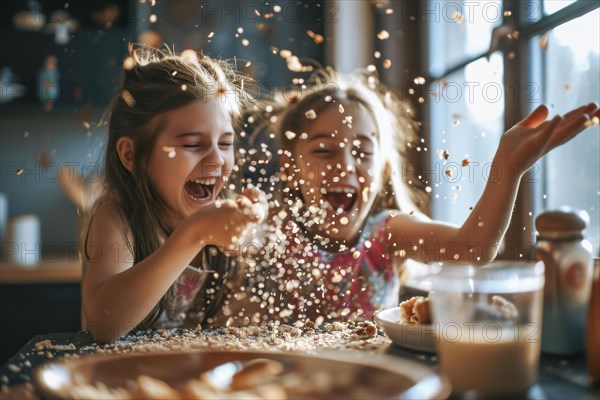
(495, 103, 599, 177)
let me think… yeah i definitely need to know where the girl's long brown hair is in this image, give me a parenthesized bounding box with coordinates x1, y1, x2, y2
(88, 45, 252, 329)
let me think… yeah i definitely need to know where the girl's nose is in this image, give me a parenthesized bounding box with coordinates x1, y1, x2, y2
(203, 144, 226, 174)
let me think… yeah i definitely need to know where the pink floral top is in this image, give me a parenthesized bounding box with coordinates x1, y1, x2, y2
(272, 211, 400, 322)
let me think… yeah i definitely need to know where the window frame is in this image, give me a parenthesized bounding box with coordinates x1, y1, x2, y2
(423, 0, 599, 260)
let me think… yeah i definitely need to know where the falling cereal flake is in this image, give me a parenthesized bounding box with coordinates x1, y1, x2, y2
(377, 30, 390, 40)
(453, 120, 460, 126)
(385, 8, 394, 14)
(461, 158, 470, 167)
(478, 221, 484, 227)
(539, 34, 549, 51)
(352, 250, 361, 259)
(324, 95, 332, 102)
(123, 56, 135, 70)
(149, 14, 157, 23)
(181, 49, 198, 63)
(414, 76, 426, 85)
(286, 56, 302, 72)
(508, 52, 516, 60)
(17, 168, 23, 175)
(274, 5, 281, 12)
(425, 186, 432, 193)
(452, 11, 463, 23)
(374, 51, 381, 59)
(280, 49, 292, 59)
(443, 150, 450, 160)
(208, 31, 214, 39)
(83, 121, 91, 129)
(245, 61, 252, 67)
(338, 104, 345, 113)
(503, 10, 512, 17)
(584, 116, 600, 127)
(365, 240, 372, 249)
(254, 9, 260, 17)
(418, 97, 425, 104)
(306, 30, 324, 44)
(121, 90, 135, 107)
(367, 64, 376, 72)
(340, 216, 349, 225)
(563, 83, 572, 90)
(237, 27, 244, 34)
(445, 169, 452, 178)
(383, 59, 392, 69)
(285, 130, 297, 140)
(241, 38, 250, 46)
(171, 71, 177, 76)
(181, 84, 187, 91)
(305, 109, 317, 119)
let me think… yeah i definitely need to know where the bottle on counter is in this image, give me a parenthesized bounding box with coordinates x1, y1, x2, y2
(534, 208, 594, 355)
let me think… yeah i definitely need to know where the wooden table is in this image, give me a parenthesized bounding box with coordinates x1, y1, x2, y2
(0, 325, 598, 399)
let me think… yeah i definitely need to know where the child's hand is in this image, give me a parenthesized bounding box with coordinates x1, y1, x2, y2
(237, 185, 268, 224)
(186, 187, 268, 250)
(495, 103, 599, 177)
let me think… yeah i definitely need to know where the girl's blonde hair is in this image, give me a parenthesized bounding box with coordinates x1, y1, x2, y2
(87, 45, 253, 329)
(254, 68, 425, 214)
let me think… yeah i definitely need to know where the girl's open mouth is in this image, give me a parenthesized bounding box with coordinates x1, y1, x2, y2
(323, 187, 357, 214)
(185, 178, 217, 202)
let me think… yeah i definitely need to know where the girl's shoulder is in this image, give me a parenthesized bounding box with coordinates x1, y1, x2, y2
(85, 192, 131, 246)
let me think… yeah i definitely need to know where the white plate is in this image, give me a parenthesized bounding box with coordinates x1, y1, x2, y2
(375, 307, 437, 353)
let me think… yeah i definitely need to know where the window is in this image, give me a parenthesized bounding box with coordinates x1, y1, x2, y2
(426, 0, 599, 255)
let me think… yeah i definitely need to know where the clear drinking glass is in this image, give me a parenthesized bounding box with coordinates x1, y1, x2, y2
(430, 261, 545, 397)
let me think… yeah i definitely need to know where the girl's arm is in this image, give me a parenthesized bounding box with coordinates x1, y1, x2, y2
(387, 103, 599, 265)
(82, 192, 265, 343)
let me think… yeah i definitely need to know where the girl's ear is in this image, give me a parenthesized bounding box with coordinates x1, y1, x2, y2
(116, 136, 135, 173)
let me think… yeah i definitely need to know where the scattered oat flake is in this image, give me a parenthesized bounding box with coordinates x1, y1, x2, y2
(123, 56, 135, 70)
(563, 83, 572, 90)
(208, 31, 214, 38)
(305, 110, 317, 119)
(374, 51, 381, 59)
(237, 27, 244, 34)
(539, 34, 549, 50)
(504, 10, 512, 16)
(254, 9, 260, 17)
(285, 131, 297, 140)
(462, 158, 471, 167)
(584, 116, 600, 127)
(386, 8, 394, 14)
(274, 5, 281, 13)
(414, 76, 426, 85)
(245, 61, 252, 67)
(241, 38, 250, 46)
(445, 169, 452, 178)
(508, 52, 516, 60)
(16, 168, 23, 175)
(453, 11, 463, 23)
(181, 84, 187, 91)
(83, 121, 91, 129)
(280, 49, 292, 59)
(453, 120, 460, 126)
(121, 90, 135, 107)
(443, 150, 450, 160)
(377, 30, 390, 40)
(340, 216, 349, 225)
(383, 59, 392, 69)
(149, 14, 157, 23)
(339, 104, 345, 113)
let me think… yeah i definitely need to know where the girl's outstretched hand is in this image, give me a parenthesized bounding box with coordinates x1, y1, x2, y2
(495, 103, 599, 177)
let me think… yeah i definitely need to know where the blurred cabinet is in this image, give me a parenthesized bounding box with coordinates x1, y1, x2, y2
(0, 262, 81, 364)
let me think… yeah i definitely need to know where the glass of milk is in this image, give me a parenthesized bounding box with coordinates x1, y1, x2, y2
(430, 261, 545, 397)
